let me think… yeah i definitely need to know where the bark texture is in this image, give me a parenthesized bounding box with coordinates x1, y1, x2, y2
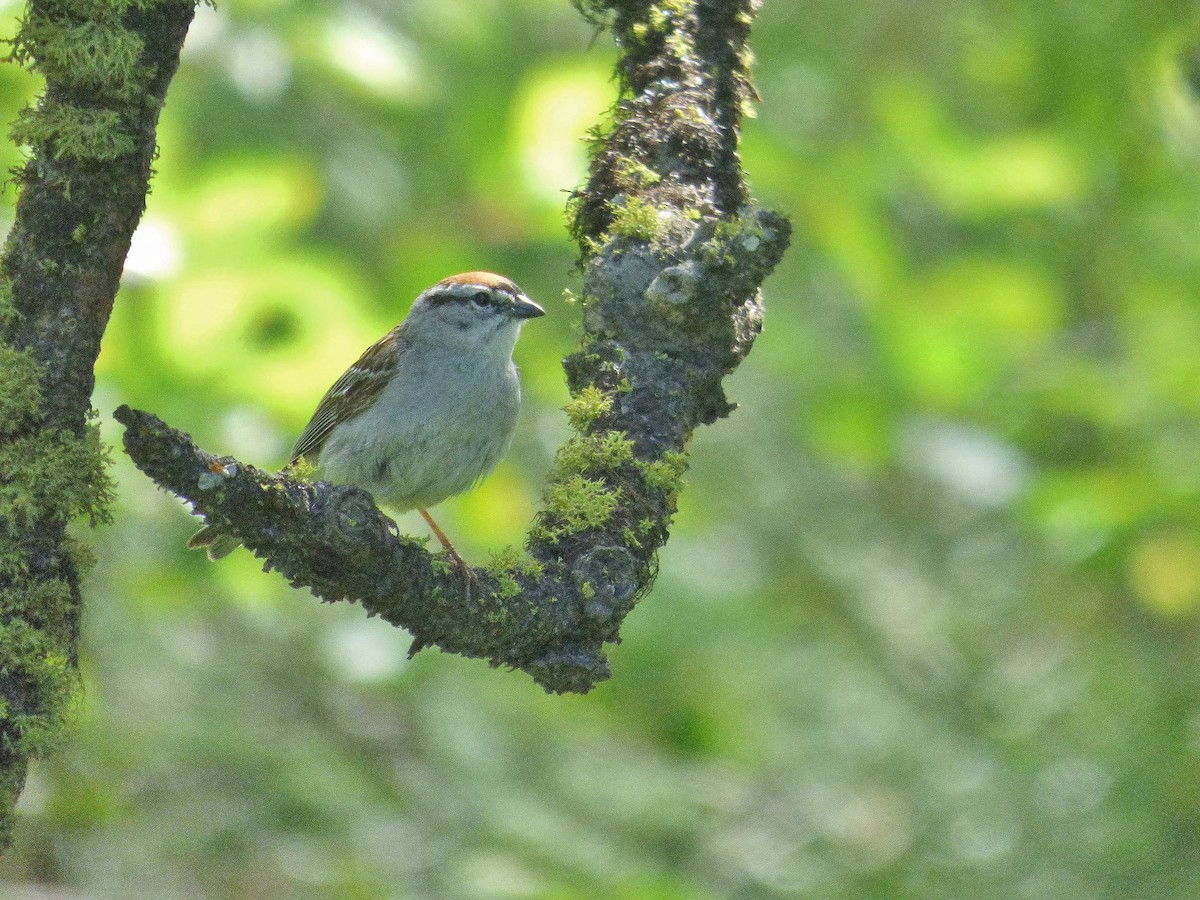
(117, 0, 790, 695)
(0, 0, 196, 851)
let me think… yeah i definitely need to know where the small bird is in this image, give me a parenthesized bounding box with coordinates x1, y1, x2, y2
(188, 271, 545, 564)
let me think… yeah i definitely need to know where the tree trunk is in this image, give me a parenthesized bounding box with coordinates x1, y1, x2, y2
(0, 0, 196, 851)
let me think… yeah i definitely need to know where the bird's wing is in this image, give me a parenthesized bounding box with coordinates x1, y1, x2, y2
(289, 327, 408, 465)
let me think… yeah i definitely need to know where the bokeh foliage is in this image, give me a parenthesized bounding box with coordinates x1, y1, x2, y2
(1, 0, 1199, 896)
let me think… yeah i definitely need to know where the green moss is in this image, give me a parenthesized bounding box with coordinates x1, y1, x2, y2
(485, 545, 544, 578)
(564, 385, 614, 431)
(482, 605, 512, 624)
(82, 416, 115, 524)
(558, 386, 637, 508)
(63, 0, 161, 17)
(11, 104, 134, 162)
(669, 100, 714, 130)
(490, 576, 520, 602)
(64, 530, 98, 574)
(663, 29, 693, 63)
(558, 430, 636, 476)
(486, 545, 524, 572)
(614, 157, 661, 189)
(629, 0, 691, 40)
(0, 346, 44, 433)
(11, 19, 145, 101)
(286, 456, 318, 480)
(570, 0, 613, 27)
(0, 578, 74, 645)
(703, 211, 782, 270)
(0, 278, 15, 332)
(0, 620, 77, 757)
(3, 0, 166, 176)
(607, 195, 662, 242)
(0, 429, 111, 581)
(639, 449, 687, 501)
(484, 546, 544, 600)
(0, 420, 114, 530)
(533, 475, 620, 544)
(541, 386, 684, 550)
(564, 191, 589, 249)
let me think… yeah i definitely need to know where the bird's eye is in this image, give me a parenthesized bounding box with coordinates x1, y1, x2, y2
(471, 291, 491, 308)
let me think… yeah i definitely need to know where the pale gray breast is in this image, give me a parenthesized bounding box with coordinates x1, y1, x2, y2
(316, 358, 522, 511)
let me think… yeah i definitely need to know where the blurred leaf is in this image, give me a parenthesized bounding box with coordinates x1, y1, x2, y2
(158, 257, 376, 411)
(883, 257, 1061, 407)
(1128, 529, 1200, 616)
(875, 77, 1089, 215)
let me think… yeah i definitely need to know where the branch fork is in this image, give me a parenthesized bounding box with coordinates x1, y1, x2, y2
(116, 0, 790, 694)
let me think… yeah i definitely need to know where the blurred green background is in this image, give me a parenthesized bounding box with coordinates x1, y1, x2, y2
(2, 0, 1200, 896)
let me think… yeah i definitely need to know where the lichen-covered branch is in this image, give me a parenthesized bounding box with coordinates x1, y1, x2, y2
(119, 0, 790, 695)
(114, 405, 616, 693)
(0, 0, 196, 851)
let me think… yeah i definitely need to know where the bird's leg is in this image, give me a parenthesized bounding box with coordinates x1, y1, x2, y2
(419, 508, 474, 599)
(418, 508, 465, 566)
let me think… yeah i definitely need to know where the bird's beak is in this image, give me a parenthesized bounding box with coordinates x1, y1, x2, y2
(510, 294, 545, 319)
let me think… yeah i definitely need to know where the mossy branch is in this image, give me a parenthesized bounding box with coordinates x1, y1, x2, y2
(118, 0, 790, 694)
(0, 0, 196, 854)
(114, 405, 620, 693)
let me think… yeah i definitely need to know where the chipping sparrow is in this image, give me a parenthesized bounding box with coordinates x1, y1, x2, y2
(188, 271, 545, 563)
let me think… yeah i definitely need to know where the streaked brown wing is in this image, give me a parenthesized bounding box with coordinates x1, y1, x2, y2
(289, 327, 407, 465)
